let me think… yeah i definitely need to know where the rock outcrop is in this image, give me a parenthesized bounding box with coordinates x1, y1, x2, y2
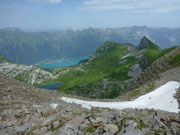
(138, 36, 150, 49)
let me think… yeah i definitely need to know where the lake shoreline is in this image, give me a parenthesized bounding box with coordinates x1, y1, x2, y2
(38, 82, 62, 90)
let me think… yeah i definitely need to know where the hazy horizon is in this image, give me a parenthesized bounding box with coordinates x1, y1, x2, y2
(1, 25, 180, 32)
(0, 0, 180, 29)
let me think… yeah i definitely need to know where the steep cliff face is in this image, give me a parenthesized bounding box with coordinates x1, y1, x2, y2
(138, 36, 150, 49)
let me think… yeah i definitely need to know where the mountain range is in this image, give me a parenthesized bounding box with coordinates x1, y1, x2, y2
(0, 26, 180, 65)
(0, 35, 180, 134)
(1, 36, 179, 99)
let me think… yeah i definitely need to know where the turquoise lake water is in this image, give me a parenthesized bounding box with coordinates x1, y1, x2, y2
(39, 56, 89, 69)
(38, 57, 89, 90)
(38, 82, 61, 90)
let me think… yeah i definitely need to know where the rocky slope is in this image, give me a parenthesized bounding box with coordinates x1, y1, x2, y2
(0, 55, 56, 84)
(0, 54, 78, 85)
(134, 46, 180, 87)
(1, 73, 180, 135)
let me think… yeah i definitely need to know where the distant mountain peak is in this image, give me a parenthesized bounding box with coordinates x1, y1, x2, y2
(0, 27, 23, 32)
(138, 36, 150, 49)
(138, 36, 159, 50)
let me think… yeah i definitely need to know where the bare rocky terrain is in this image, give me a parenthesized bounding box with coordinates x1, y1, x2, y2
(0, 73, 180, 135)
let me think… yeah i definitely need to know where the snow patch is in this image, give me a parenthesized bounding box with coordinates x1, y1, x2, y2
(50, 103, 58, 109)
(60, 81, 180, 113)
(33, 105, 43, 108)
(169, 37, 177, 44)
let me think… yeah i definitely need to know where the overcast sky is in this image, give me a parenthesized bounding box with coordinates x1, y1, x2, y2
(0, 0, 180, 29)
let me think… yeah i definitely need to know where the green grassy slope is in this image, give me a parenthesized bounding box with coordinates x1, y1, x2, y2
(51, 38, 177, 98)
(67, 55, 140, 99)
(57, 41, 133, 91)
(171, 51, 180, 65)
(145, 38, 176, 66)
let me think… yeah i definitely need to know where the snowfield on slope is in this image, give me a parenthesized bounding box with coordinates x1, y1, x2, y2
(60, 81, 180, 113)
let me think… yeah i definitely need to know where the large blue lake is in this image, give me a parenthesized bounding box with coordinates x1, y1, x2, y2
(39, 56, 89, 69)
(38, 82, 61, 90)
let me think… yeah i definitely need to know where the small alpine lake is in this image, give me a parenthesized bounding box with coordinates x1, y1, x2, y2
(38, 82, 61, 90)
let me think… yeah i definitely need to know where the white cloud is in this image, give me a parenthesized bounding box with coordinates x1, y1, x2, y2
(36, 0, 62, 3)
(47, 0, 62, 3)
(83, 0, 180, 12)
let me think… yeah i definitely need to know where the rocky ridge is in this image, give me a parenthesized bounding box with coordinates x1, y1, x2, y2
(138, 36, 151, 49)
(134, 46, 180, 87)
(0, 56, 80, 85)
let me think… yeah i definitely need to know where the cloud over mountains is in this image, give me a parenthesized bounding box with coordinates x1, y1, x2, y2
(83, 0, 180, 12)
(41, 0, 62, 3)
